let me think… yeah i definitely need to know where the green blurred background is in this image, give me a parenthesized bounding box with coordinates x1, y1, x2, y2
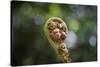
(11, 1, 97, 66)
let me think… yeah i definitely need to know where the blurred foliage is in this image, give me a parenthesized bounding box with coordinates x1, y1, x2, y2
(11, 1, 97, 66)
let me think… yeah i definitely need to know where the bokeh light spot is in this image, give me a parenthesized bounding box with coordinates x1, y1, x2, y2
(66, 31, 78, 49)
(89, 36, 96, 47)
(69, 19, 80, 32)
(34, 16, 44, 25)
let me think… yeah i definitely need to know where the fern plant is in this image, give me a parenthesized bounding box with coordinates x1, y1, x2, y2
(44, 17, 70, 63)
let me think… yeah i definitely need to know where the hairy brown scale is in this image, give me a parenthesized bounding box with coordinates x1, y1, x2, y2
(48, 19, 67, 43)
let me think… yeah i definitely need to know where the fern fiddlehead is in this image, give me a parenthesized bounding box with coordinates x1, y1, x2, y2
(44, 17, 70, 63)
